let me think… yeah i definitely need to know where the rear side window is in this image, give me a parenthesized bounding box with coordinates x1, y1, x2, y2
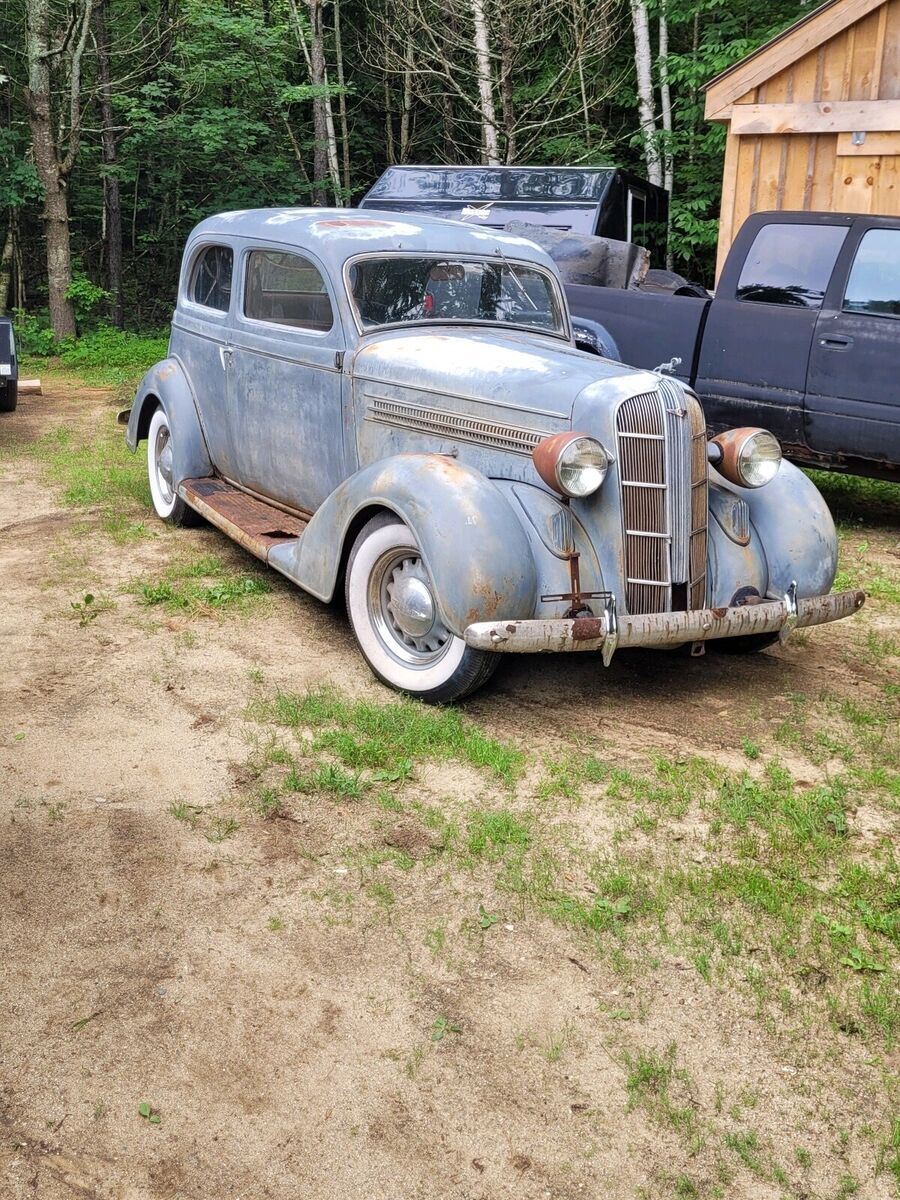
(244, 250, 334, 332)
(189, 245, 233, 311)
(736, 223, 847, 308)
(843, 229, 900, 319)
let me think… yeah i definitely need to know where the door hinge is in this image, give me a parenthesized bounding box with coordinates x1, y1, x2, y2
(334, 350, 345, 371)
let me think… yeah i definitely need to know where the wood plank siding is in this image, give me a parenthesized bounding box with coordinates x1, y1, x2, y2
(705, 0, 900, 278)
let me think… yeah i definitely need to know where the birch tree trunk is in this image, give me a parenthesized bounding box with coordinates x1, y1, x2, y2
(25, 0, 93, 340)
(470, 0, 500, 165)
(94, 0, 124, 327)
(400, 37, 413, 162)
(0, 224, 13, 314)
(658, 4, 673, 267)
(629, 0, 661, 187)
(333, 0, 351, 194)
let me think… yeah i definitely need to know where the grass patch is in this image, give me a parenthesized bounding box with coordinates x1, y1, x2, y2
(248, 686, 523, 785)
(134, 554, 272, 615)
(22, 326, 169, 389)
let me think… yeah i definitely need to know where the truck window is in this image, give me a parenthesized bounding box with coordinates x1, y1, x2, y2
(244, 250, 334, 332)
(843, 229, 900, 319)
(736, 223, 847, 309)
(189, 245, 233, 312)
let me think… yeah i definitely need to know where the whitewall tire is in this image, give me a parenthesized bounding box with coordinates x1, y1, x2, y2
(147, 406, 198, 527)
(345, 514, 498, 703)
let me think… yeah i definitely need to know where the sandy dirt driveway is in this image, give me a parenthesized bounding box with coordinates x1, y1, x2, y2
(1, 381, 898, 1200)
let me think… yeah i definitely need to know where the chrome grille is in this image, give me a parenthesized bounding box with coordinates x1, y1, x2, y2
(615, 385, 708, 615)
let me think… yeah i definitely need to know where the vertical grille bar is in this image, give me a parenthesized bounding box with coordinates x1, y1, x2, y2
(616, 385, 708, 615)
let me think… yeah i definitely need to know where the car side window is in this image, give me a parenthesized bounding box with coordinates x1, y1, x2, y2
(736, 223, 848, 308)
(843, 229, 900, 319)
(189, 245, 233, 311)
(244, 250, 334, 332)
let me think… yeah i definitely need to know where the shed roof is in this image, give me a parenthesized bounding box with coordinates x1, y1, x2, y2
(704, 0, 888, 118)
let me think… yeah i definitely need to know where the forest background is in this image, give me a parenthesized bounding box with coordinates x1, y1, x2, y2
(1, 0, 812, 348)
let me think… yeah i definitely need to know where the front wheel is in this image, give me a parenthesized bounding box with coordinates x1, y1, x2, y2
(147, 406, 199, 526)
(345, 514, 499, 703)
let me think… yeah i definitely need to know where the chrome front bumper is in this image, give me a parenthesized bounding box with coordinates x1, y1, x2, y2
(463, 587, 866, 663)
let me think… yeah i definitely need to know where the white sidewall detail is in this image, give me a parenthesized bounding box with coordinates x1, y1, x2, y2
(348, 521, 467, 692)
(147, 407, 178, 520)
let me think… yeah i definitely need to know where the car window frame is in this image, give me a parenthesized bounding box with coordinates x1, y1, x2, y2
(182, 241, 236, 317)
(237, 243, 338, 339)
(342, 250, 572, 342)
(840, 225, 900, 322)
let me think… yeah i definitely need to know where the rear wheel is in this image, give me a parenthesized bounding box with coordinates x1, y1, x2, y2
(147, 406, 199, 526)
(0, 381, 17, 413)
(345, 514, 498, 703)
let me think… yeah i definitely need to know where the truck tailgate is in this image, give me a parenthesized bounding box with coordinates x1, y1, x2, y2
(565, 284, 710, 384)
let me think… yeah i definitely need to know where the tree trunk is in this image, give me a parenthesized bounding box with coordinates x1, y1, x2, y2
(400, 37, 413, 162)
(470, 0, 500, 165)
(94, 0, 124, 327)
(629, 0, 661, 187)
(658, 4, 674, 268)
(499, 9, 516, 163)
(306, 0, 330, 205)
(0, 223, 13, 313)
(25, 0, 77, 339)
(333, 0, 351, 194)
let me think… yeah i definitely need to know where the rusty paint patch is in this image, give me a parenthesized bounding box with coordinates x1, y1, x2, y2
(571, 618, 604, 641)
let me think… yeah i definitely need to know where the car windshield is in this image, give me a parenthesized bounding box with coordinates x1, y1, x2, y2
(347, 255, 566, 334)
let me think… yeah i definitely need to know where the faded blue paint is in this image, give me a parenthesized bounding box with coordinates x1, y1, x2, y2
(267, 453, 537, 635)
(126, 358, 212, 485)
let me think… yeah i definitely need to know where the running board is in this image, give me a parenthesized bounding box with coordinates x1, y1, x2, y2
(179, 478, 307, 562)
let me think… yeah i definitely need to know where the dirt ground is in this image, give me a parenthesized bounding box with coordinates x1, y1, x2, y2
(1, 381, 898, 1200)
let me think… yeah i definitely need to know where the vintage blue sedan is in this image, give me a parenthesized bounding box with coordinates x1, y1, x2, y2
(124, 209, 864, 701)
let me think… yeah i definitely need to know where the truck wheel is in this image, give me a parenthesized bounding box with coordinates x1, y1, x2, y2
(345, 513, 499, 703)
(0, 381, 17, 412)
(147, 406, 199, 526)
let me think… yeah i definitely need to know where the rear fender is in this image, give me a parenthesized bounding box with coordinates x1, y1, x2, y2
(126, 358, 212, 486)
(271, 453, 538, 636)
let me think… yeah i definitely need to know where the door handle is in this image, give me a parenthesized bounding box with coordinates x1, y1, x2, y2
(819, 334, 853, 350)
(219, 346, 233, 368)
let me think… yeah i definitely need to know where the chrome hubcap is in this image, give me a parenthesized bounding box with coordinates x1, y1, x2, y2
(154, 425, 174, 504)
(369, 549, 451, 667)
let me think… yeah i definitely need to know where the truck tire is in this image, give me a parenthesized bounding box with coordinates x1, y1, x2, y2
(0, 380, 17, 413)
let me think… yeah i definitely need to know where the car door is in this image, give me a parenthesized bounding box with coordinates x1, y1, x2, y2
(226, 245, 347, 514)
(805, 222, 900, 468)
(695, 219, 849, 446)
(169, 242, 236, 476)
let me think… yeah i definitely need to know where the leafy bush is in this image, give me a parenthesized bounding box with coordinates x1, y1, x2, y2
(12, 308, 56, 357)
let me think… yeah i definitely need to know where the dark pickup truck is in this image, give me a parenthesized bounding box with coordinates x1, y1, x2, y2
(0, 318, 17, 412)
(568, 211, 900, 482)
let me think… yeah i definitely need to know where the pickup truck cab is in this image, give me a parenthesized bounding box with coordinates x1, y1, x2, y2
(568, 211, 900, 481)
(124, 209, 864, 702)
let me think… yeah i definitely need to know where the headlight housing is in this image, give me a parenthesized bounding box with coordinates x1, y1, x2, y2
(532, 431, 610, 498)
(710, 427, 782, 489)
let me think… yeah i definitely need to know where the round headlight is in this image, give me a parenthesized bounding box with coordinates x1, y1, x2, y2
(710, 427, 782, 489)
(532, 432, 610, 498)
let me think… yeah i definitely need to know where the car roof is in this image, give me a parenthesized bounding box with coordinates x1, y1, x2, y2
(188, 207, 560, 274)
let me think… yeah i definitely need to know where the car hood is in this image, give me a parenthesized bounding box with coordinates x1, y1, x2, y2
(351, 327, 657, 420)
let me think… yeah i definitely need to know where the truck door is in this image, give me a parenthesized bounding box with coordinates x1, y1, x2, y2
(806, 223, 900, 469)
(695, 220, 848, 446)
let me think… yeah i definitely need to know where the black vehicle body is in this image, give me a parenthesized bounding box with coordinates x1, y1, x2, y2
(360, 165, 669, 264)
(567, 211, 900, 481)
(0, 319, 18, 413)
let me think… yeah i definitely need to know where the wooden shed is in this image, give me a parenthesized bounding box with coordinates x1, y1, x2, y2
(704, 0, 900, 278)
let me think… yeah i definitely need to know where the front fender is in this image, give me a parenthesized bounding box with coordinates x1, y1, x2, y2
(271, 453, 538, 636)
(125, 358, 212, 487)
(713, 460, 838, 599)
